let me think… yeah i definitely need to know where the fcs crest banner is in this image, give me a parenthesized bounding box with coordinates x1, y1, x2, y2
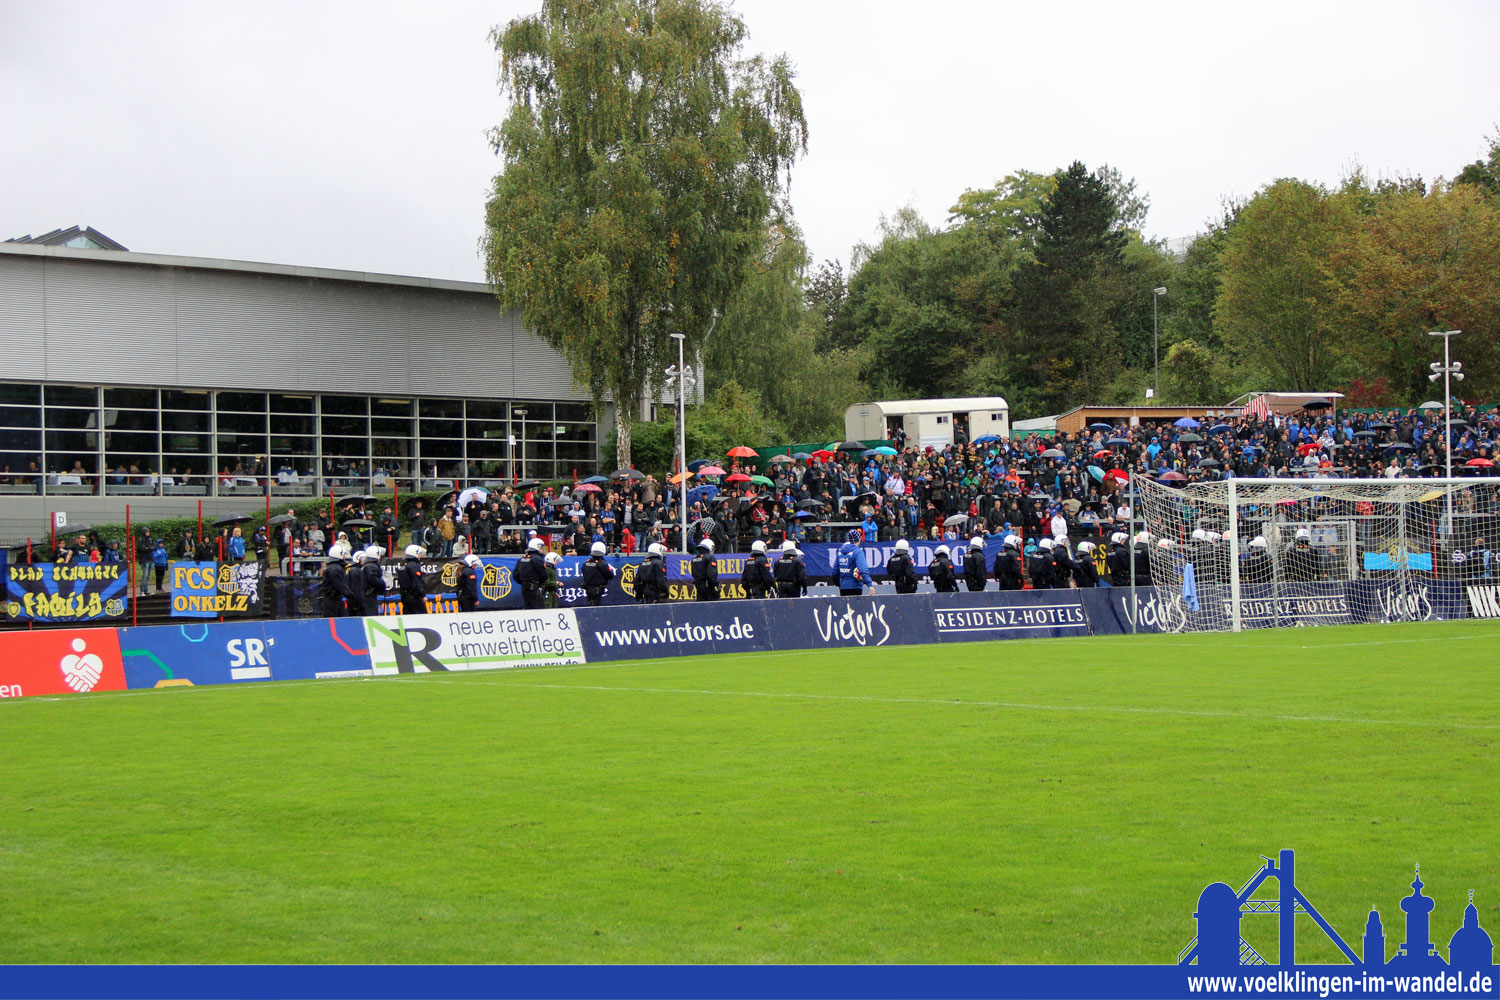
(169, 562, 264, 618)
(5, 562, 129, 622)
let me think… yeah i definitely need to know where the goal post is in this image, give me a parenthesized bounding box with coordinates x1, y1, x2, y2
(1133, 477, 1499, 632)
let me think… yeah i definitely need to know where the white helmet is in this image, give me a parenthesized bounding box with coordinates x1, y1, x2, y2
(894, 538, 911, 552)
(1054, 535, 1068, 548)
(545, 551, 562, 566)
(935, 544, 951, 557)
(351, 550, 367, 563)
(1191, 528, 1209, 542)
(1004, 534, 1020, 549)
(1039, 537, 1055, 551)
(970, 535, 985, 550)
(1077, 540, 1095, 554)
(1135, 531, 1152, 545)
(751, 539, 767, 554)
(1295, 527, 1311, 540)
(781, 539, 797, 554)
(1206, 531, 1222, 543)
(649, 542, 666, 557)
(1250, 536, 1269, 549)
(1158, 538, 1176, 549)
(366, 546, 384, 560)
(590, 541, 607, 556)
(464, 553, 481, 567)
(404, 544, 423, 558)
(527, 536, 546, 552)
(699, 538, 715, 552)
(1110, 532, 1128, 546)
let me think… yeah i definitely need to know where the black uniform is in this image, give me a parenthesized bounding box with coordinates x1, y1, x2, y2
(361, 558, 388, 615)
(929, 553, 958, 593)
(1286, 541, 1319, 582)
(690, 550, 720, 601)
(773, 551, 807, 598)
(397, 555, 427, 615)
(744, 552, 775, 598)
(994, 546, 1023, 590)
(1071, 550, 1099, 588)
(1244, 548, 1272, 584)
(1132, 543, 1152, 586)
(320, 560, 352, 617)
(888, 550, 918, 594)
(636, 553, 668, 603)
(1106, 544, 1131, 587)
(456, 562, 479, 613)
(962, 547, 988, 591)
(580, 554, 615, 606)
(1026, 551, 1052, 589)
(1050, 546, 1073, 589)
(515, 549, 548, 609)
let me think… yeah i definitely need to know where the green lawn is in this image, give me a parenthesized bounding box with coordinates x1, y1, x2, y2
(1, 621, 1496, 964)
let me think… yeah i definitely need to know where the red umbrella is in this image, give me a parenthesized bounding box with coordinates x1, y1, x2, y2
(1160, 470, 1187, 483)
(1092, 449, 1112, 461)
(727, 446, 757, 458)
(724, 473, 752, 483)
(698, 465, 727, 475)
(811, 449, 836, 462)
(574, 482, 601, 492)
(1297, 442, 1319, 456)
(1104, 469, 1129, 484)
(1466, 457, 1495, 467)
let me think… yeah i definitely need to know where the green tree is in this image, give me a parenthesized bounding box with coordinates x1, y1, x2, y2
(483, 0, 807, 469)
(1455, 131, 1500, 202)
(1158, 339, 1232, 404)
(1214, 179, 1360, 392)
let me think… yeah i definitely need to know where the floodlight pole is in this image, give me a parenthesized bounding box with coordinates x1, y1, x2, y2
(668, 332, 691, 554)
(1152, 287, 1167, 398)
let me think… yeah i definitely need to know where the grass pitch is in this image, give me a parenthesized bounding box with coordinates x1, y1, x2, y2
(1, 621, 1496, 965)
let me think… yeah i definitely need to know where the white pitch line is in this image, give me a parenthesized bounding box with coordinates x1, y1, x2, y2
(486, 681, 1500, 731)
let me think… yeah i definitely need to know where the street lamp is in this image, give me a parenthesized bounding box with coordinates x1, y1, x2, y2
(1151, 287, 1168, 399)
(513, 408, 527, 482)
(665, 333, 695, 553)
(1427, 329, 1463, 534)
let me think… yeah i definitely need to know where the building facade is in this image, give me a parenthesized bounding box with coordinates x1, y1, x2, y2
(0, 241, 608, 520)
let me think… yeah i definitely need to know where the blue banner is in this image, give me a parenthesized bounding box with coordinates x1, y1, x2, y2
(931, 590, 1090, 642)
(760, 594, 941, 650)
(118, 617, 375, 687)
(5, 561, 129, 622)
(575, 602, 774, 662)
(168, 561, 264, 618)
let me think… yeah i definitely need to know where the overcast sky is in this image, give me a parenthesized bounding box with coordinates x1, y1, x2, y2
(3, 0, 1497, 283)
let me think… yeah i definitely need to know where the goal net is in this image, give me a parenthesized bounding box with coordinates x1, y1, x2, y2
(1131, 477, 1499, 631)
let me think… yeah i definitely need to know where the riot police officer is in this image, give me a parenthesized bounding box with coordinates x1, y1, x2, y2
(1106, 532, 1131, 587)
(773, 539, 807, 598)
(994, 534, 1023, 590)
(636, 542, 668, 603)
(397, 545, 427, 615)
(321, 553, 352, 618)
(581, 540, 615, 606)
(361, 546, 389, 615)
(962, 536, 988, 591)
(456, 553, 481, 613)
(1072, 541, 1099, 588)
(743, 539, 774, 599)
(929, 544, 958, 593)
(515, 537, 548, 609)
(691, 538, 720, 601)
(888, 538, 918, 595)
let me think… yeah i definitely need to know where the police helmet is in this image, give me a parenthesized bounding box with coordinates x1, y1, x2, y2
(1004, 534, 1020, 549)
(781, 539, 797, 554)
(528, 537, 546, 552)
(751, 539, 767, 554)
(969, 536, 985, 550)
(935, 544, 951, 557)
(1110, 532, 1128, 546)
(699, 538, 715, 553)
(464, 553, 481, 567)
(545, 551, 562, 566)
(894, 538, 911, 552)
(1191, 528, 1208, 542)
(1077, 540, 1095, 555)
(590, 541, 607, 556)
(1039, 538, 1054, 551)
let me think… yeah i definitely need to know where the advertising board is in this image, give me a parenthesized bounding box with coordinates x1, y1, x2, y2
(362, 610, 585, 673)
(0, 627, 126, 697)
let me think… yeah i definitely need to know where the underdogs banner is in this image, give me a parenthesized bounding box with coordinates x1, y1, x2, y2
(5, 562, 129, 622)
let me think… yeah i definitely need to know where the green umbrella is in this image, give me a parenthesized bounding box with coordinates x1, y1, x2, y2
(749, 475, 775, 486)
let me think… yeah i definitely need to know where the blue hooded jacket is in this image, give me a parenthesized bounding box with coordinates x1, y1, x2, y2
(836, 532, 871, 591)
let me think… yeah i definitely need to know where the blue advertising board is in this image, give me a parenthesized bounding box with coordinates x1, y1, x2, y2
(931, 589, 1090, 642)
(760, 594, 941, 650)
(575, 601, 774, 662)
(118, 617, 375, 688)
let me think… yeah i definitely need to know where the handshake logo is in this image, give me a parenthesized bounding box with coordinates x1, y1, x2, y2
(59, 637, 104, 693)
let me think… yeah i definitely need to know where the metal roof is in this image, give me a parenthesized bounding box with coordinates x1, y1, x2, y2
(857, 397, 1009, 414)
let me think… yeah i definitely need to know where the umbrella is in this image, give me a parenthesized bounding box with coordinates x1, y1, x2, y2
(668, 470, 693, 485)
(749, 475, 775, 486)
(768, 455, 795, 464)
(698, 465, 727, 475)
(835, 440, 864, 452)
(1302, 398, 1333, 410)
(811, 449, 836, 462)
(574, 482, 602, 493)
(871, 446, 898, 456)
(1383, 442, 1414, 452)
(724, 473, 752, 483)
(1198, 458, 1221, 468)
(337, 493, 376, 505)
(686, 459, 710, 472)
(582, 475, 608, 484)
(793, 510, 816, 519)
(972, 434, 1001, 444)
(1040, 448, 1065, 459)
(1092, 449, 1113, 460)
(1353, 430, 1377, 438)
(1159, 471, 1188, 483)
(1209, 423, 1233, 435)
(1297, 442, 1320, 457)
(1467, 457, 1496, 468)
(1063, 498, 1081, 514)
(267, 513, 296, 525)
(1087, 465, 1106, 483)
(434, 489, 458, 508)
(515, 479, 541, 489)
(943, 514, 969, 526)
(457, 486, 489, 508)
(1370, 422, 1396, 431)
(727, 446, 758, 458)
(795, 499, 825, 510)
(860, 448, 879, 457)
(1418, 401, 1444, 409)
(1174, 417, 1201, 429)
(1089, 422, 1114, 431)
(791, 452, 813, 461)
(342, 518, 376, 529)
(1449, 419, 1470, 429)
(1104, 469, 1130, 484)
(213, 512, 253, 527)
(1178, 433, 1203, 443)
(611, 469, 645, 480)
(1107, 437, 1131, 447)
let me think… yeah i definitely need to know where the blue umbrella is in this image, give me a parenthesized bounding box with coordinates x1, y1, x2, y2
(1157, 467, 1174, 476)
(687, 459, 711, 472)
(1088, 465, 1106, 483)
(1089, 422, 1114, 431)
(794, 510, 816, 519)
(1174, 417, 1201, 429)
(972, 434, 1001, 444)
(1107, 437, 1131, 447)
(582, 475, 608, 484)
(1209, 424, 1232, 435)
(861, 448, 878, 457)
(872, 446, 898, 456)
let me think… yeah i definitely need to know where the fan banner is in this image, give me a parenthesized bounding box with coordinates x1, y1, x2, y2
(5, 561, 130, 622)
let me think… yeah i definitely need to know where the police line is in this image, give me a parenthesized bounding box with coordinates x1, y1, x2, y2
(0, 581, 1493, 699)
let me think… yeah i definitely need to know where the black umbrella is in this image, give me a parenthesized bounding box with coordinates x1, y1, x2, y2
(835, 440, 864, 451)
(611, 469, 645, 480)
(796, 499, 825, 509)
(1354, 430, 1377, 438)
(337, 493, 376, 505)
(516, 479, 541, 490)
(213, 512, 253, 527)
(1177, 433, 1203, 443)
(1089, 422, 1114, 431)
(1302, 398, 1333, 410)
(342, 518, 376, 529)
(1197, 458, 1221, 467)
(1383, 442, 1414, 452)
(267, 513, 297, 525)
(1370, 422, 1396, 431)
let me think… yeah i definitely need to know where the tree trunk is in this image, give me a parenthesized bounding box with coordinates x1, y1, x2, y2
(615, 405, 632, 472)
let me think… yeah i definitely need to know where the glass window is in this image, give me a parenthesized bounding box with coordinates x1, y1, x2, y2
(0, 405, 41, 428)
(218, 412, 266, 434)
(420, 418, 463, 441)
(556, 442, 596, 463)
(45, 408, 99, 430)
(322, 415, 367, 438)
(270, 434, 316, 456)
(372, 398, 412, 418)
(104, 431, 158, 453)
(419, 398, 463, 418)
(555, 422, 595, 442)
(0, 428, 41, 451)
(216, 434, 266, 456)
(468, 438, 507, 461)
(322, 395, 367, 416)
(0, 384, 41, 405)
(218, 392, 266, 413)
(554, 402, 593, 422)
(165, 434, 209, 454)
(104, 454, 159, 476)
(270, 413, 316, 436)
(104, 409, 158, 431)
(163, 411, 210, 433)
(44, 430, 98, 456)
(371, 416, 413, 440)
(466, 400, 508, 420)
(164, 454, 211, 478)
(162, 390, 211, 411)
(103, 387, 158, 409)
(45, 385, 97, 408)
(322, 437, 366, 457)
(270, 394, 315, 414)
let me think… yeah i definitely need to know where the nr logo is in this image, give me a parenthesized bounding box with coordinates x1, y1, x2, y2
(481, 565, 512, 601)
(618, 562, 637, 598)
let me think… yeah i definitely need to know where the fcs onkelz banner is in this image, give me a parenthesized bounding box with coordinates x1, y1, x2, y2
(363, 610, 585, 673)
(5, 562, 129, 622)
(168, 562, 263, 618)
